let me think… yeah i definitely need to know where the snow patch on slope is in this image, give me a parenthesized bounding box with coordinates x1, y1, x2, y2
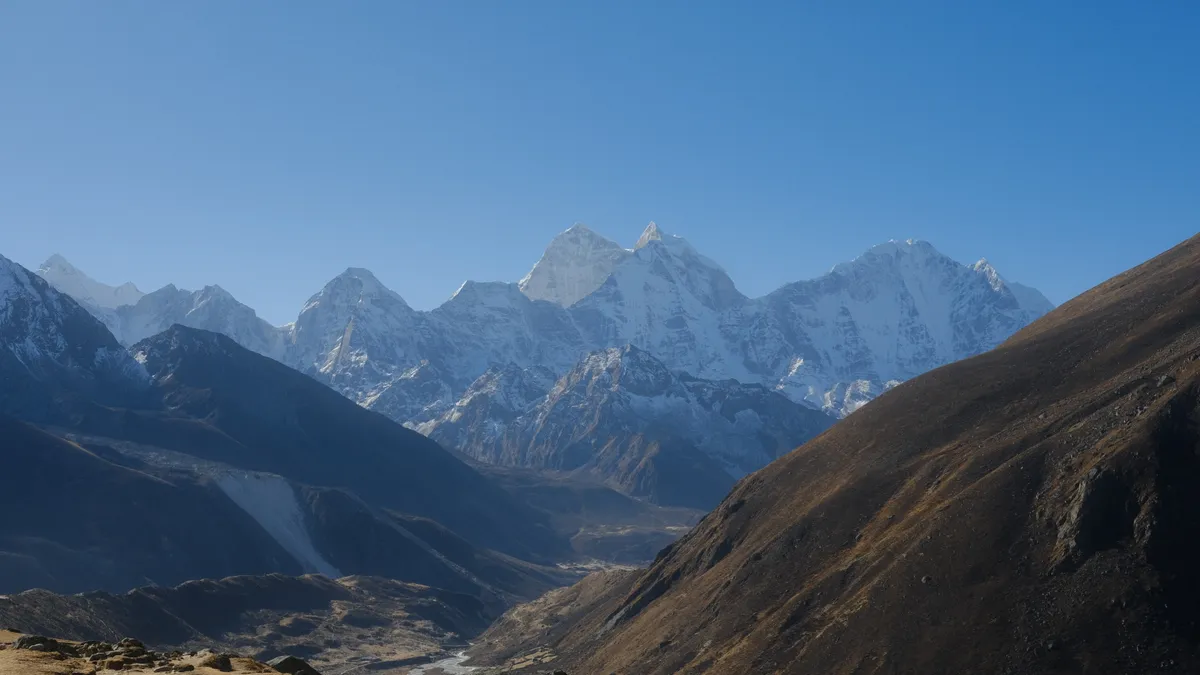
(215, 472, 342, 578)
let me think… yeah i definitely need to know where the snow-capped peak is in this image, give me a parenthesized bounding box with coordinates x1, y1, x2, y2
(563, 222, 601, 237)
(1, 253, 149, 393)
(335, 267, 404, 302)
(197, 284, 236, 302)
(830, 238, 943, 274)
(971, 258, 1056, 314)
(36, 254, 144, 309)
(288, 265, 421, 385)
(449, 280, 528, 308)
(971, 258, 1004, 291)
(634, 221, 665, 249)
(518, 222, 633, 307)
(300, 267, 409, 315)
(40, 253, 73, 271)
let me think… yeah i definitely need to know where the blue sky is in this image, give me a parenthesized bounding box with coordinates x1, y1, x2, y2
(2, 1, 1197, 324)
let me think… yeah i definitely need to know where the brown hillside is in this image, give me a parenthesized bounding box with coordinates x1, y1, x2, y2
(474, 233, 1200, 674)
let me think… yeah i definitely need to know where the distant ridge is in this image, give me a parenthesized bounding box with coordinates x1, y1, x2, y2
(37, 253, 144, 309)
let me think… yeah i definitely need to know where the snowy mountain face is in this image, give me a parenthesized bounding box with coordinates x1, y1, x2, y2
(753, 240, 1053, 413)
(522, 226, 1052, 417)
(417, 345, 834, 508)
(0, 255, 147, 419)
(411, 362, 558, 450)
(101, 284, 288, 360)
(36, 254, 145, 310)
(288, 269, 589, 409)
(29, 224, 1053, 432)
(518, 223, 633, 307)
(35, 255, 288, 361)
(570, 223, 748, 379)
(360, 360, 458, 425)
(288, 267, 432, 401)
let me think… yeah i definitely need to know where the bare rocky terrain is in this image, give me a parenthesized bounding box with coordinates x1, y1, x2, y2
(0, 629, 287, 675)
(0, 574, 500, 674)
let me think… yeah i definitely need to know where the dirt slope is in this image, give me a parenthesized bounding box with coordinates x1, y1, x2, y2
(475, 234, 1200, 674)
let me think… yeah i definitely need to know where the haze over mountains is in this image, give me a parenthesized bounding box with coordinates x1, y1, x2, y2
(34, 223, 1053, 506)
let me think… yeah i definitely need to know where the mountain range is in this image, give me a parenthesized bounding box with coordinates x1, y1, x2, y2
(11, 224, 1189, 674)
(469, 233, 1200, 674)
(34, 223, 1053, 502)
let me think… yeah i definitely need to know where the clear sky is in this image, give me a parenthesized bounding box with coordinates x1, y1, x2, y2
(2, 2, 1197, 325)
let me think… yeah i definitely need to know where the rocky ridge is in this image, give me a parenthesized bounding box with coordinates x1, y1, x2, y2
(418, 345, 834, 508)
(1, 630, 320, 674)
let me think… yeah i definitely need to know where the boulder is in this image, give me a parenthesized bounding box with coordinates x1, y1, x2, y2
(197, 652, 233, 672)
(13, 635, 56, 650)
(267, 654, 323, 674)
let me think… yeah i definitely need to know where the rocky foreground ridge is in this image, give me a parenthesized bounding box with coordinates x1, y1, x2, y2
(0, 630, 321, 674)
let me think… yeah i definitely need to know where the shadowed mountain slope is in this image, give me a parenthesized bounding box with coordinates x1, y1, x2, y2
(473, 233, 1200, 674)
(0, 413, 571, 600)
(0, 415, 300, 593)
(2, 254, 573, 598)
(119, 325, 566, 562)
